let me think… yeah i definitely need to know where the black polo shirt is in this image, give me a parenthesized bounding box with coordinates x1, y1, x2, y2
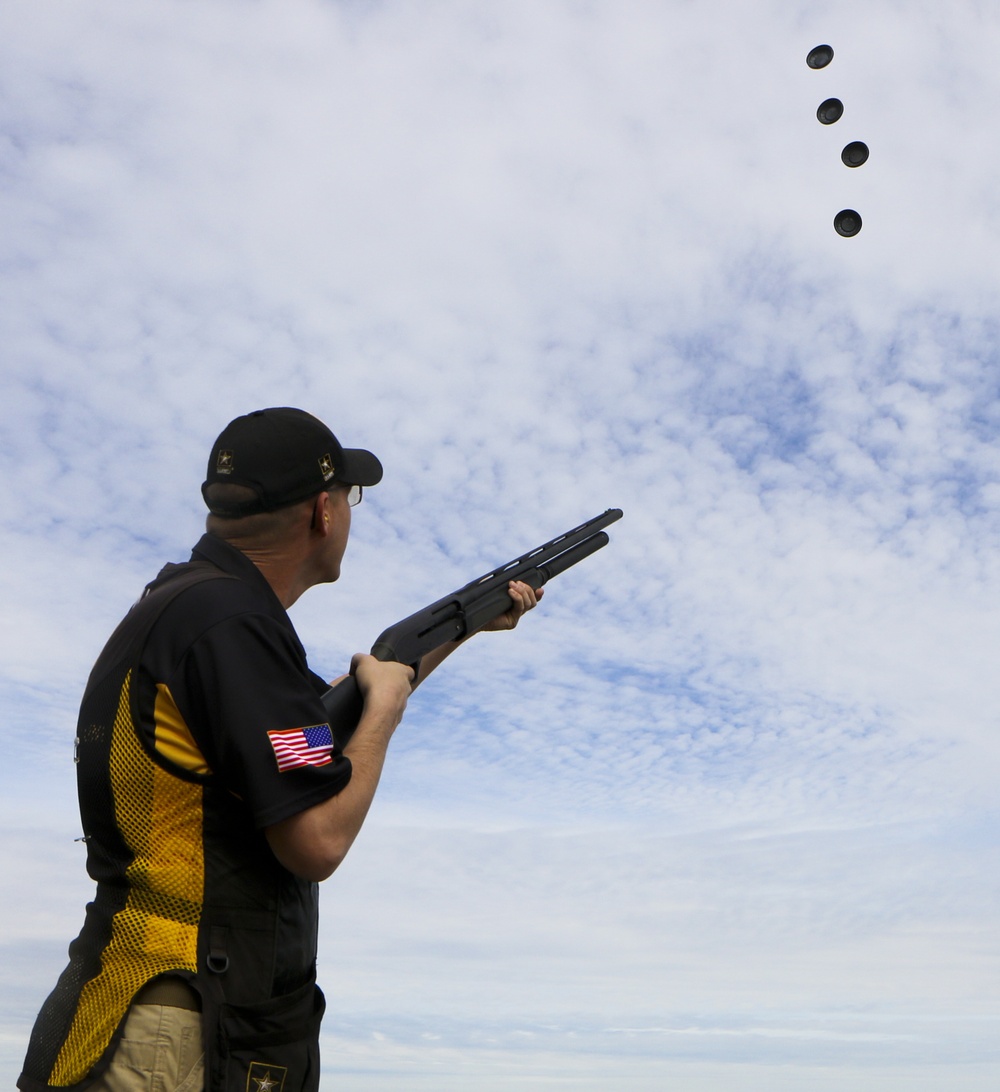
(134, 532, 353, 829)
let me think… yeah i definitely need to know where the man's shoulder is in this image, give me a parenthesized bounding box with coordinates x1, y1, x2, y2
(128, 563, 307, 703)
(145, 534, 276, 625)
(83, 557, 269, 703)
(146, 560, 276, 641)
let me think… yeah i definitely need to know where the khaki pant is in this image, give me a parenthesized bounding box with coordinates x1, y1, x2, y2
(87, 1004, 204, 1092)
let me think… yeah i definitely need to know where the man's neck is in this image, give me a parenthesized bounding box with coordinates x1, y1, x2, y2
(235, 545, 309, 609)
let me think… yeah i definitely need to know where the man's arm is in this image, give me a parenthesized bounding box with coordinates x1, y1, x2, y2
(264, 580, 541, 881)
(264, 655, 413, 881)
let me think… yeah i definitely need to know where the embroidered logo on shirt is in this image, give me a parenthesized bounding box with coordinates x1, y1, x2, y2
(267, 723, 335, 772)
(247, 1063, 287, 1092)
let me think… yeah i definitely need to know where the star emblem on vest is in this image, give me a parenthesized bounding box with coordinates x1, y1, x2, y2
(247, 1062, 288, 1092)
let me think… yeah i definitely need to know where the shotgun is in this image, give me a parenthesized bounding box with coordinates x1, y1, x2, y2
(321, 508, 623, 744)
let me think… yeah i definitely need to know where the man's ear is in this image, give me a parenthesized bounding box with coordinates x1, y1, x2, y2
(311, 491, 331, 534)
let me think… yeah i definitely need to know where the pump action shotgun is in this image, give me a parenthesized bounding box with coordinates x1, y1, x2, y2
(320, 507, 623, 745)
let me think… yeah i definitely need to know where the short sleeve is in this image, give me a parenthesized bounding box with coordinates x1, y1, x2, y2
(170, 611, 353, 828)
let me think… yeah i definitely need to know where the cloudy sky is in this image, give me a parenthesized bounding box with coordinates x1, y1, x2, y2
(2, 0, 999, 1088)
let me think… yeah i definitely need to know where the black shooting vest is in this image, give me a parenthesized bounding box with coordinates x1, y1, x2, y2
(19, 562, 326, 1092)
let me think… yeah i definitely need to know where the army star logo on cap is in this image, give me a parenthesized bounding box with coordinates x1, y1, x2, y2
(217, 450, 234, 475)
(318, 453, 335, 481)
(246, 1062, 287, 1092)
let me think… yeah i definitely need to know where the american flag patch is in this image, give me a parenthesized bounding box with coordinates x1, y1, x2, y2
(267, 723, 335, 772)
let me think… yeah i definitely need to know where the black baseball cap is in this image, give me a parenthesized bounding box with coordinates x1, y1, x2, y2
(202, 407, 383, 517)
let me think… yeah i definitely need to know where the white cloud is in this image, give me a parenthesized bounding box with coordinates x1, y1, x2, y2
(2, 0, 999, 1086)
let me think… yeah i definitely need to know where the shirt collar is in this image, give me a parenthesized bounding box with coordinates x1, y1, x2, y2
(190, 532, 289, 620)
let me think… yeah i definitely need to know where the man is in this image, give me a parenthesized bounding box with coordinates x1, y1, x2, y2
(19, 408, 540, 1092)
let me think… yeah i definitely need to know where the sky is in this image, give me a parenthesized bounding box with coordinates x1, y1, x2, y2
(2, 0, 999, 1088)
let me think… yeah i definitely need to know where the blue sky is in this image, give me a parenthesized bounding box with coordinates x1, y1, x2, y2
(2, 1, 999, 1088)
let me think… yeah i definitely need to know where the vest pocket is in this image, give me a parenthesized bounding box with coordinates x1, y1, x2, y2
(212, 978, 325, 1092)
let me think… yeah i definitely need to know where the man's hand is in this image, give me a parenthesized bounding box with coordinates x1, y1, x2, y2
(480, 579, 544, 632)
(350, 653, 414, 726)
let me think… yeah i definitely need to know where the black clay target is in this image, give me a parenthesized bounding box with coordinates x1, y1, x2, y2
(806, 44, 834, 69)
(834, 209, 862, 236)
(841, 141, 869, 167)
(817, 98, 844, 124)
(805, 43, 868, 234)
